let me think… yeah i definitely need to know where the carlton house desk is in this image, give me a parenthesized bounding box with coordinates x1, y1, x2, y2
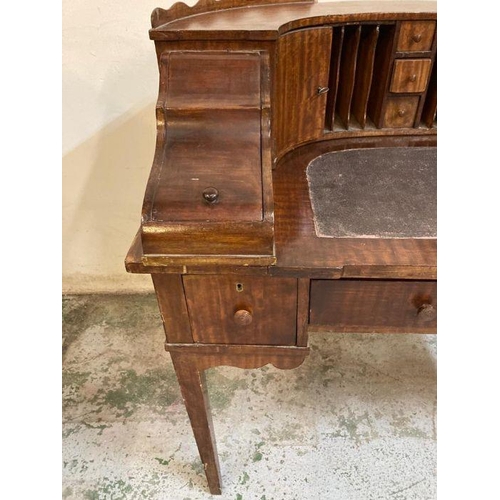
(125, 0, 437, 493)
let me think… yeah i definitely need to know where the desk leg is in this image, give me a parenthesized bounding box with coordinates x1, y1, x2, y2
(167, 345, 309, 494)
(170, 351, 222, 495)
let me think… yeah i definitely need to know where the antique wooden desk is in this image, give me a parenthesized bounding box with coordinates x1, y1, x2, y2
(126, 0, 437, 493)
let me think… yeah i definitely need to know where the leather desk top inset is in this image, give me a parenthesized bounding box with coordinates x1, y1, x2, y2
(306, 147, 437, 239)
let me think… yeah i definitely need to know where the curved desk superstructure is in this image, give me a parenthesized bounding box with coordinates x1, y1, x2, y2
(126, 0, 437, 493)
(150, 0, 437, 39)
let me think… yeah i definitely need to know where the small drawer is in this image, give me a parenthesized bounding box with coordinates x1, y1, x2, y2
(397, 21, 436, 52)
(183, 276, 297, 345)
(390, 59, 432, 93)
(309, 280, 437, 333)
(382, 96, 420, 128)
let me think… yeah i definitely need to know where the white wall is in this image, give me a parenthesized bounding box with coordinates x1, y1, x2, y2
(62, 0, 350, 293)
(63, 0, 188, 293)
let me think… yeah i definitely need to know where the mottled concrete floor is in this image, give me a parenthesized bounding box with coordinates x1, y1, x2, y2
(62, 294, 436, 500)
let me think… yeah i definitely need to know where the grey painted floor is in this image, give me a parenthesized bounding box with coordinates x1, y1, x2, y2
(62, 294, 436, 500)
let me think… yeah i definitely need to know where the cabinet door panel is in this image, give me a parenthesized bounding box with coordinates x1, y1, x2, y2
(275, 27, 332, 156)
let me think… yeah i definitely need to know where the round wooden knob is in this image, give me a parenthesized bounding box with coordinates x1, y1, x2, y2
(202, 187, 219, 204)
(412, 33, 422, 43)
(409, 74, 417, 82)
(417, 303, 436, 322)
(397, 109, 406, 117)
(234, 309, 252, 326)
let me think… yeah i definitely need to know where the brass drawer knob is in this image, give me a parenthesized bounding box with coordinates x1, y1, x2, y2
(409, 74, 417, 82)
(234, 309, 252, 326)
(202, 187, 219, 204)
(397, 108, 406, 117)
(412, 33, 422, 43)
(417, 303, 436, 322)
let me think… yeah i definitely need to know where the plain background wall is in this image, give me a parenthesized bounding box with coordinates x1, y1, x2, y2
(63, 0, 197, 293)
(62, 0, 356, 293)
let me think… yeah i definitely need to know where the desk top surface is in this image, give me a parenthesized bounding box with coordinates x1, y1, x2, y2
(128, 137, 437, 280)
(271, 136, 437, 279)
(129, 1, 438, 278)
(150, 1, 437, 40)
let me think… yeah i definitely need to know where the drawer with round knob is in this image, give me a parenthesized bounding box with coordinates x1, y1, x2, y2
(390, 59, 433, 94)
(309, 279, 437, 333)
(182, 276, 298, 345)
(397, 21, 436, 52)
(382, 96, 420, 128)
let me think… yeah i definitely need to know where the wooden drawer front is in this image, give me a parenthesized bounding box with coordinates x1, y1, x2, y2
(390, 59, 432, 93)
(310, 280, 437, 333)
(397, 21, 436, 52)
(183, 276, 298, 345)
(382, 96, 419, 128)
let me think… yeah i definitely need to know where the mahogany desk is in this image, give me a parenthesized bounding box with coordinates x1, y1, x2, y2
(126, 0, 437, 493)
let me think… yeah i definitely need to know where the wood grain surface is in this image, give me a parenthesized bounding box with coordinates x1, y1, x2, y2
(383, 96, 420, 127)
(390, 58, 432, 93)
(183, 276, 298, 344)
(309, 279, 437, 333)
(150, 2, 437, 40)
(336, 25, 361, 128)
(151, 0, 313, 28)
(396, 20, 436, 52)
(274, 27, 332, 156)
(351, 25, 380, 128)
(272, 135, 437, 279)
(151, 274, 193, 343)
(150, 108, 263, 223)
(124, 4, 439, 495)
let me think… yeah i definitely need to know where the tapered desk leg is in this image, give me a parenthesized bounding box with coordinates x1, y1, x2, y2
(167, 343, 310, 494)
(170, 352, 222, 495)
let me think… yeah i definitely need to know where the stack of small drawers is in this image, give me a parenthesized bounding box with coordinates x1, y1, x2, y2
(382, 20, 436, 128)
